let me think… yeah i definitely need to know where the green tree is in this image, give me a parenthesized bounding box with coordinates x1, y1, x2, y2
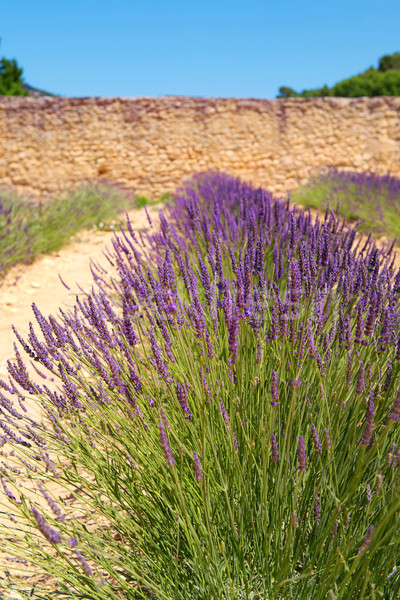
(378, 52, 400, 72)
(332, 69, 400, 97)
(277, 51, 400, 98)
(277, 86, 299, 98)
(0, 57, 28, 96)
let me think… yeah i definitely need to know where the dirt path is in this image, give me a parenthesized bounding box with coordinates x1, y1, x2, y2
(0, 206, 158, 378)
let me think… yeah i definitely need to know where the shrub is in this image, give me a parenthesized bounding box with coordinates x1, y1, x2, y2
(0, 184, 133, 280)
(292, 168, 400, 240)
(1, 173, 400, 599)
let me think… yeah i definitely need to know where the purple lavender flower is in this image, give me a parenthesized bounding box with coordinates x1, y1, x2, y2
(228, 307, 239, 364)
(199, 366, 212, 403)
(219, 399, 230, 427)
(356, 362, 365, 394)
(31, 505, 62, 544)
(159, 421, 175, 468)
(148, 328, 171, 381)
(0, 476, 18, 502)
(355, 303, 364, 343)
(383, 359, 392, 392)
(176, 382, 193, 421)
(159, 407, 170, 429)
(298, 436, 307, 471)
(358, 525, 374, 555)
(74, 549, 93, 577)
(193, 452, 203, 483)
(160, 248, 176, 290)
(271, 370, 279, 406)
(289, 211, 297, 251)
(361, 396, 376, 447)
(364, 301, 378, 337)
(271, 434, 279, 462)
(311, 424, 322, 456)
(390, 388, 400, 422)
(42, 452, 60, 478)
(232, 431, 238, 453)
(37, 484, 66, 521)
(289, 260, 301, 305)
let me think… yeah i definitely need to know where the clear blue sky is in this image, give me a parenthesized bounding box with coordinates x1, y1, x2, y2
(1, 0, 399, 98)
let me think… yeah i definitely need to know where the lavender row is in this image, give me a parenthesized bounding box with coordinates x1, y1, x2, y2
(1, 172, 400, 599)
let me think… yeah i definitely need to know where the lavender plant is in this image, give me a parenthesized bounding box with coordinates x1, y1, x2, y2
(0, 184, 133, 281)
(293, 167, 400, 240)
(1, 173, 400, 599)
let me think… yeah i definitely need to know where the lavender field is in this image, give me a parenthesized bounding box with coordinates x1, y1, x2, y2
(1, 172, 400, 599)
(0, 184, 134, 282)
(293, 168, 400, 240)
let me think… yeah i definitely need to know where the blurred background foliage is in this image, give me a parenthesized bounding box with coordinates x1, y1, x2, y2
(278, 51, 400, 98)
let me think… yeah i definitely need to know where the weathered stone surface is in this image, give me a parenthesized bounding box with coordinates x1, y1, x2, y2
(0, 96, 399, 199)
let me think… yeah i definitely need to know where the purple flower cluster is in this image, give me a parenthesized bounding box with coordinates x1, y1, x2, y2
(159, 421, 175, 468)
(31, 505, 62, 544)
(270, 434, 279, 462)
(298, 436, 307, 472)
(193, 451, 203, 483)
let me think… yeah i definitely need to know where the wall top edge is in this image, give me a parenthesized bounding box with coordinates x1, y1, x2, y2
(1, 95, 400, 104)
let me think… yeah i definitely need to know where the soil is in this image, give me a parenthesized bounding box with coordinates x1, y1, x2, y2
(0, 206, 159, 377)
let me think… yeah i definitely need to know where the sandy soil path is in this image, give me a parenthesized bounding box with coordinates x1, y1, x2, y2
(0, 206, 158, 378)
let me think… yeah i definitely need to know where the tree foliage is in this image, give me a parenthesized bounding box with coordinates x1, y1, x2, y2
(378, 52, 400, 72)
(0, 57, 28, 96)
(278, 51, 400, 98)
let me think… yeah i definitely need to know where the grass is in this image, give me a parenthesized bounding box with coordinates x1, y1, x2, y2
(0, 184, 164, 281)
(291, 168, 400, 241)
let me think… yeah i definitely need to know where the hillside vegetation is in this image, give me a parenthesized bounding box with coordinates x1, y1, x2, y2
(278, 51, 400, 98)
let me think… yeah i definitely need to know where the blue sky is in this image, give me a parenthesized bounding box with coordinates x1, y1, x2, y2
(1, 0, 399, 98)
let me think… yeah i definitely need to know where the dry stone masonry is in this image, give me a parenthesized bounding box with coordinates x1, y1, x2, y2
(0, 96, 399, 199)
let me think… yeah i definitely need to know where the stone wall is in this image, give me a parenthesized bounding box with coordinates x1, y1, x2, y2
(0, 96, 399, 199)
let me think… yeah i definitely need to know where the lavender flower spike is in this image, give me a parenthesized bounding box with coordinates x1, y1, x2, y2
(271, 370, 279, 406)
(298, 435, 307, 471)
(37, 483, 66, 521)
(311, 424, 322, 456)
(358, 525, 374, 555)
(390, 388, 400, 422)
(176, 382, 193, 421)
(361, 396, 376, 447)
(74, 549, 93, 577)
(271, 434, 279, 462)
(193, 452, 203, 483)
(324, 428, 331, 453)
(159, 421, 175, 468)
(31, 505, 62, 544)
